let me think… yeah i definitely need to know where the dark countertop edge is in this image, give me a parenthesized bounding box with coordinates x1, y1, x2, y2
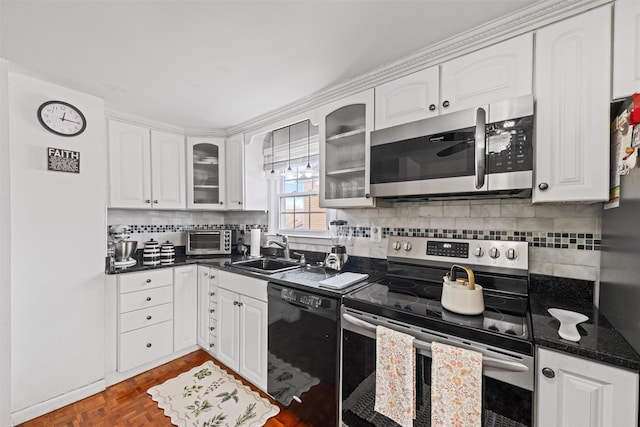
(108, 258, 640, 372)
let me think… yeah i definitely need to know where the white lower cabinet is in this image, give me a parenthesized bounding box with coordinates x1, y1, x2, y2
(117, 269, 174, 372)
(173, 265, 197, 352)
(216, 270, 268, 391)
(536, 347, 639, 427)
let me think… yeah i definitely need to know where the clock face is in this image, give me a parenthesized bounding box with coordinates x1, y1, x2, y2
(37, 101, 87, 137)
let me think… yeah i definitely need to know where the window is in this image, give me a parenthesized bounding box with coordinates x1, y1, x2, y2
(279, 167, 326, 232)
(261, 119, 331, 235)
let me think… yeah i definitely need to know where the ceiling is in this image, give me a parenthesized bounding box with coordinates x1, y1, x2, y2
(0, 0, 540, 132)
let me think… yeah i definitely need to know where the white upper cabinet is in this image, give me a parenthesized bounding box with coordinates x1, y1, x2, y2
(186, 136, 226, 210)
(533, 6, 611, 203)
(613, 0, 640, 99)
(108, 120, 185, 209)
(374, 34, 533, 130)
(150, 130, 186, 209)
(440, 33, 533, 114)
(374, 66, 440, 130)
(225, 132, 268, 211)
(319, 89, 376, 208)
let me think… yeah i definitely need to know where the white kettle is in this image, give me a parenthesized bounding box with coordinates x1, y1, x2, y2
(441, 264, 485, 315)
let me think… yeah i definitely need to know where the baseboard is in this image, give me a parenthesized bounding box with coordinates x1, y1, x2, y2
(105, 345, 199, 387)
(11, 379, 106, 425)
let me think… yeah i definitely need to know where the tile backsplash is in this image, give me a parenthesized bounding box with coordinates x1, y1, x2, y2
(108, 198, 603, 282)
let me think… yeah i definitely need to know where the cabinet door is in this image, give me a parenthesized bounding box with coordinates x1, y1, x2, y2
(225, 133, 244, 209)
(173, 265, 197, 352)
(150, 130, 186, 209)
(243, 133, 268, 211)
(440, 34, 533, 114)
(196, 266, 210, 349)
(238, 295, 268, 391)
(108, 120, 151, 208)
(536, 348, 639, 427)
(186, 137, 226, 210)
(374, 66, 439, 130)
(613, 0, 640, 99)
(319, 89, 375, 208)
(533, 6, 611, 203)
(217, 287, 239, 371)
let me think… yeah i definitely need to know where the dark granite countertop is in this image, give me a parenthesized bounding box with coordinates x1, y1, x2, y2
(530, 274, 640, 372)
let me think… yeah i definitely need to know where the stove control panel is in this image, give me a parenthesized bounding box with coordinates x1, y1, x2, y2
(388, 236, 528, 271)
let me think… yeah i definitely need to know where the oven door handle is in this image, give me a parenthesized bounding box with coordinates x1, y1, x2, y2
(343, 313, 529, 373)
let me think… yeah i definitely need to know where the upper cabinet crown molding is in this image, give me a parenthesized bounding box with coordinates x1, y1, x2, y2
(224, 0, 611, 137)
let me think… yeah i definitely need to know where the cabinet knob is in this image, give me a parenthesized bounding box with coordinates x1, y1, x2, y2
(542, 367, 555, 378)
(219, 201, 223, 205)
(153, 200, 158, 204)
(146, 343, 152, 348)
(210, 292, 215, 296)
(233, 301, 238, 306)
(238, 302, 243, 307)
(442, 100, 450, 108)
(238, 201, 243, 205)
(146, 297, 151, 301)
(429, 104, 436, 111)
(145, 199, 151, 204)
(210, 309, 215, 313)
(146, 279, 151, 283)
(538, 182, 549, 191)
(365, 193, 371, 199)
(209, 275, 215, 279)
(146, 315, 152, 320)
(209, 343, 215, 348)
(210, 326, 215, 331)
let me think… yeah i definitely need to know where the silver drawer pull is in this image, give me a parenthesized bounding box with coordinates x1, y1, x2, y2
(146, 315, 152, 320)
(146, 297, 151, 302)
(146, 343, 152, 348)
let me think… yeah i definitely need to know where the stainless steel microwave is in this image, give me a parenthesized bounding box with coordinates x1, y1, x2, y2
(370, 95, 534, 200)
(186, 230, 234, 255)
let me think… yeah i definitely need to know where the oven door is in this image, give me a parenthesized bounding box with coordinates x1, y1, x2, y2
(340, 309, 533, 427)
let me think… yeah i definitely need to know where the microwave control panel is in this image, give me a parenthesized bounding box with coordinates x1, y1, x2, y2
(487, 116, 533, 174)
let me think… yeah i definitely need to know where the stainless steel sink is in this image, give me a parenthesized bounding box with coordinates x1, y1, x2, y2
(229, 257, 302, 274)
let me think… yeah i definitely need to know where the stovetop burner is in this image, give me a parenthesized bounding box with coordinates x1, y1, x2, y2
(342, 237, 533, 355)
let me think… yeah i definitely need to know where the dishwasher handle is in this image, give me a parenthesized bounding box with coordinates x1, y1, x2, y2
(342, 312, 528, 373)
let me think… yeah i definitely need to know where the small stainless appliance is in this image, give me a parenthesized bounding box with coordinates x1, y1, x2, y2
(324, 220, 352, 271)
(370, 95, 534, 200)
(108, 224, 138, 269)
(341, 236, 533, 426)
(185, 229, 234, 255)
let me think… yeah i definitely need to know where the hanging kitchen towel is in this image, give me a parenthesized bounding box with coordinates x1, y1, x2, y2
(431, 341, 482, 427)
(374, 325, 416, 427)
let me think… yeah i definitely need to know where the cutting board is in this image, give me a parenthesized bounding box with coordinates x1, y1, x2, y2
(319, 272, 369, 289)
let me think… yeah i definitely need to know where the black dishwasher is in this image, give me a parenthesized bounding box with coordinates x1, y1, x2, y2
(267, 282, 340, 427)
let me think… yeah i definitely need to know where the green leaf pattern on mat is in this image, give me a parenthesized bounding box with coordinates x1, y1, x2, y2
(202, 413, 228, 426)
(215, 389, 239, 408)
(234, 403, 257, 426)
(183, 384, 203, 398)
(194, 368, 212, 380)
(187, 400, 214, 417)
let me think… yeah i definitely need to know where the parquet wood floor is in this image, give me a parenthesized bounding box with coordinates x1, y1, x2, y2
(18, 350, 314, 427)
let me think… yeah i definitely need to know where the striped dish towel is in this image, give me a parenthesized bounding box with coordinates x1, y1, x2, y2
(374, 325, 416, 427)
(431, 341, 482, 427)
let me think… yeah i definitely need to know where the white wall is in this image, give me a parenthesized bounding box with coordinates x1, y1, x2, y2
(0, 58, 12, 427)
(9, 72, 107, 421)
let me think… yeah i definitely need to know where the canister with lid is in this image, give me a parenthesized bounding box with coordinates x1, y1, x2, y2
(143, 239, 161, 266)
(160, 241, 175, 265)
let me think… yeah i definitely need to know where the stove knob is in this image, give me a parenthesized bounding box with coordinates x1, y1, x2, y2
(506, 248, 517, 260)
(489, 247, 500, 259)
(392, 241, 402, 251)
(474, 246, 484, 257)
(403, 242, 412, 252)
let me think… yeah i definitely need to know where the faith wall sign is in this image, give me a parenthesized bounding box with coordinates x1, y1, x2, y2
(47, 147, 80, 173)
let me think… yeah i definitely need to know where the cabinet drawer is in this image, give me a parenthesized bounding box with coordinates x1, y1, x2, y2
(120, 285, 173, 313)
(120, 303, 173, 333)
(119, 320, 173, 372)
(119, 269, 173, 293)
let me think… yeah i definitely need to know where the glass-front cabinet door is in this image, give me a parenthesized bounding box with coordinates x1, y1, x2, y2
(186, 137, 226, 210)
(319, 89, 376, 208)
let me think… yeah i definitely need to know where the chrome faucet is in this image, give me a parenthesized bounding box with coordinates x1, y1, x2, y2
(265, 234, 290, 259)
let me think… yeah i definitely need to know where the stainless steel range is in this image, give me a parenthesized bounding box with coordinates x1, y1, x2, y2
(341, 237, 534, 427)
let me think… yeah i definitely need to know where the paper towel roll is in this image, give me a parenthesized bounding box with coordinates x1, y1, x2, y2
(250, 229, 261, 257)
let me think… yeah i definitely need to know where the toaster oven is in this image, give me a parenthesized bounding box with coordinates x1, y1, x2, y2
(186, 230, 234, 255)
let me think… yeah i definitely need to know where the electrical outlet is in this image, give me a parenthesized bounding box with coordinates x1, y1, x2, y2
(370, 225, 382, 243)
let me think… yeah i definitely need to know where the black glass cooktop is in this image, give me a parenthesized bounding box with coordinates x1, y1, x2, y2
(343, 274, 533, 355)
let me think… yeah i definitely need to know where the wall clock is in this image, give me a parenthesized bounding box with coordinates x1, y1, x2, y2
(37, 100, 87, 137)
